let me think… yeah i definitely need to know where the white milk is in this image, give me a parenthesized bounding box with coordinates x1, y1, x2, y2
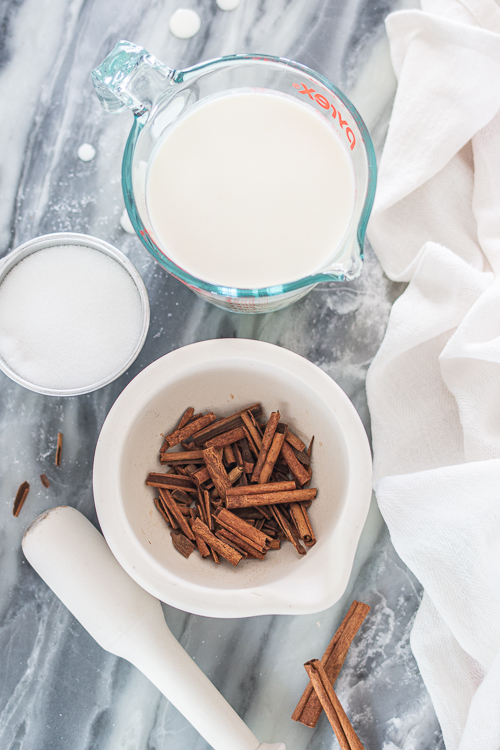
(146, 91, 355, 289)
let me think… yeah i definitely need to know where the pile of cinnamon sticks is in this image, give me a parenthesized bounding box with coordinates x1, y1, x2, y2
(146, 403, 317, 564)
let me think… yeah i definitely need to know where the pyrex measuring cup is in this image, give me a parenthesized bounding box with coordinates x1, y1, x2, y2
(92, 41, 377, 313)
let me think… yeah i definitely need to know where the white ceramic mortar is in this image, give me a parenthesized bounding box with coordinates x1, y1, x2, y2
(93, 339, 372, 618)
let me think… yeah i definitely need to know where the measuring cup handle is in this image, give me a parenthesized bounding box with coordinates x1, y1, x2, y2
(91, 40, 175, 116)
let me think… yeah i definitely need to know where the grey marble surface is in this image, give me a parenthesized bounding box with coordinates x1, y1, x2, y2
(0, 1, 443, 749)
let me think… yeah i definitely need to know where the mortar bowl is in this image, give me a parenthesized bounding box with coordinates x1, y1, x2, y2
(93, 339, 372, 618)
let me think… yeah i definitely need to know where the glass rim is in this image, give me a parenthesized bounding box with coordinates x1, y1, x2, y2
(123, 52, 377, 298)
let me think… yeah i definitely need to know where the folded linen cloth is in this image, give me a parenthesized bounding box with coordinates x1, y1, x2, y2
(366, 1, 500, 748)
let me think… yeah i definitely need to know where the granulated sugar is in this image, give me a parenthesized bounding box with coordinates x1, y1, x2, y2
(0, 245, 144, 391)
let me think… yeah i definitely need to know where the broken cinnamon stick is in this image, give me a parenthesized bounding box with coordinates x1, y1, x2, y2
(159, 488, 195, 540)
(12, 481, 30, 517)
(281, 440, 311, 486)
(192, 518, 242, 566)
(170, 532, 195, 558)
(40, 473, 50, 488)
(161, 412, 217, 451)
(251, 411, 280, 483)
(55, 432, 63, 466)
(226, 488, 317, 509)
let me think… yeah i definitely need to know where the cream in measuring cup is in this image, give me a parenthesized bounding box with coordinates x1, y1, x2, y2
(146, 91, 355, 289)
(92, 44, 376, 312)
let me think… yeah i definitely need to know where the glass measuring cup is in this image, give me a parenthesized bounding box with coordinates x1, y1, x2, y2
(93, 41, 377, 313)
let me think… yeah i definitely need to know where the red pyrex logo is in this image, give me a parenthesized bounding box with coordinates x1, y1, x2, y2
(293, 83, 356, 151)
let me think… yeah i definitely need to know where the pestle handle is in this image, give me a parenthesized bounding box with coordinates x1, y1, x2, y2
(22, 506, 285, 750)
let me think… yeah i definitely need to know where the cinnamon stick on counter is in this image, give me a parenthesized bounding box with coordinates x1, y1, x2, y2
(304, 660, 365, 750)
(292, 600, 370, 727)
(13, 481, 30, 517)
(55, 432, 63, 466)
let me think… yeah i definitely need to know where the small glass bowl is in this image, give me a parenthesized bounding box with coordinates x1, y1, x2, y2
(0, 233, 150, 396)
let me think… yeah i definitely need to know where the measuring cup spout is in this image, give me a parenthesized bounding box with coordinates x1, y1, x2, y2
(92, 40, 175, 116)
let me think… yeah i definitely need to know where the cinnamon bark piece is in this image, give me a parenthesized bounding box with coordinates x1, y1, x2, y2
(214, 531, 249, 558)
(203, 447, 231, 500)
(216, 528, 266, 560)
(192, 518, 242, 566)
(227, 488, 316, 509)
(55, 432, 63, 466)
(268, 538, 281, 550)
(40, 474, 50, 488)
(12, 481, 30, 517)
(192, 466, 211, 485)
(251, 411, 280, 483)
(216, 508, 271, 551)
(192, 403, 262, 446)
(160, 450, 205, 464)
(170, 532, 195, 558)
(227, 481, 296, 498)
(159, 489, 195, 540)
(154, 496, 178, 529)
(304, 661, 365, 750)
(160, 412, 217, 452)
(270, 506, 306, 556)
(292, 601, 370, 727)
(281, 440, 311, 487)
(223, 444, 237, 468)
(177, 407, 195, 430)
(209, 547, 220, 564)
(146, 473, 196, 491)
(289, 503, 316, 546)
(259, 424, 287, 484)
(285, 430, 306, 452)
(227, 466, 243, 484)
(242, 426, 259, 456)
(203, 489, 212, 531)
(204, 426, 246, 449)
(238, 438, 254, 474)
(241, 411, 262, 451)
(292, 448, 311, 466)
(171, 489, 192, 505)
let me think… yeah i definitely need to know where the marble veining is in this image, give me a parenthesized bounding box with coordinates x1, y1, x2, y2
(0, 0, 441, 748)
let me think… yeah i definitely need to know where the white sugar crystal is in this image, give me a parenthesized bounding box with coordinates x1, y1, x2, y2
(216, 0, 240, 9)
(0, 245, 144, 391)
(77, 143, 96, 162)
(120, 208, 135, 235)
(169, 9, 201, 38)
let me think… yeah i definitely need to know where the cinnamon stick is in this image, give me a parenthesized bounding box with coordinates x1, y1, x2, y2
(177, 406, 195, 430)
(55, 432, 63, 466)
(203, 446, 231, 500)
(161, 412, 217, 451)
(216, 528, 266, 560)
(146, 472, 196, 491)
(160, 450, 205, 464)
(40, 473, 50, 488)
(192, 403, 262, 445)
(226, 480, 295, 497)
(251, 411, 280, 483)
(304, 660, 365, 750)
(289, 502, 316, 546)
(192, 518, 242, 566)
(259, 425, 287, 484)
(281, 440, 311, 486)
(226, 488, 316, 509)
(216, 508, 271, 551)
(205, 426, 246, 449)
(13, 481, 30, 517)
(241, 411, 262, 451)
(159, 488, 195, 540)
(285, 430, 306, 452)
(292, 601, 370, 727)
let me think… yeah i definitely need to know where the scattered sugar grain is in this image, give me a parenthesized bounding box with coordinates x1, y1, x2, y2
(0, 245, 144, 390)
(77, 143, 96, 162)
(216, 0, 241, 9)
(169, 8, 201, 38)
(120, 208, 135, 235)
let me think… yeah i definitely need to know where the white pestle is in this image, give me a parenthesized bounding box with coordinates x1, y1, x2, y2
(22, 506, 285, 750)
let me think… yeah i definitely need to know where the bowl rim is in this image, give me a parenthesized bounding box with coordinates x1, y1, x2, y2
(0, 232, 150, 396)
(93, 339, 372, 617)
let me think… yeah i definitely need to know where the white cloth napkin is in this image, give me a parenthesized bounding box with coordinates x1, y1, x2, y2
(366, 2, 500, 748)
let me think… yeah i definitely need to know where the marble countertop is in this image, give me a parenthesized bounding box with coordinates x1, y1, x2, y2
(0, 1, 443, 748)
